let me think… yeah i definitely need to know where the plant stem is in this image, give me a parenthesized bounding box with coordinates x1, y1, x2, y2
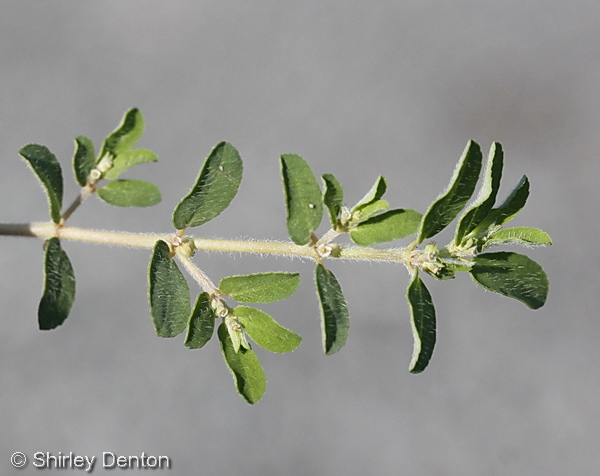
(60, 184, 96, 223)
(0, 221, 412, 265)
(176, 252, 221, 296)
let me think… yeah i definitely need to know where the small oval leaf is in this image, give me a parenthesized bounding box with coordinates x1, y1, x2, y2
(185, 292, 215, 349)
(20, 144, 63, 224)
(148, 240, 190, 337)
(418, 140, 483, 242)
(234, 306, 302, 353)
(406, 270, 436, 373)
(350, 199, 389, 225)
(73, 136, 96, 186)
(470, 251, 549, 309)
(219, 272, 301, 303)
(455, 142, 504, 244)
(315, 264, 349, 355)
(482, 227, 552, 250)
(350, 209, 422, 246)
(99, 108, 144, 159)
(281, 153, 323, 245)
(172, 142, 243, 229)
(39, 238, 76, 330)
(218, 323, 266, 404)
(322, 174, 344, 227)
(97, 179, 161, 207)
(487, 175, 530, 228)
(351, 175, 387, 213)
(103, 149, 158, 180)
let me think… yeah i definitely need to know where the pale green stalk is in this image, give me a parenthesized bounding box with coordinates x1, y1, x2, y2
(0, 221, 413, 265)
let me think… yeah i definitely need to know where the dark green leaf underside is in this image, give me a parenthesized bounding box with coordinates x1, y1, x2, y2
(315, 264, 349, 355)
(418, 140, 483, 242)
(100, 108, 144, 159)
(148, 240, 190, 337)
(185, 292, 215, 349)
(470, 251, 548, 309)
(322, 174, 344, 227)
(486, 175, 530, 229)
(456, 142, 504, 244)
(20, 144, 63, 223)
(406, 270, 436, 373)
(172, 141, 243, 229)
(281, 153, 323, 245)
(218, 323, 266, 404)
(73, 136, 96, 186)
(39, 238, 75, 330)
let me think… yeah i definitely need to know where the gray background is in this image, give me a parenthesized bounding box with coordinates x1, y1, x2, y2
(1, 1, 597, 475)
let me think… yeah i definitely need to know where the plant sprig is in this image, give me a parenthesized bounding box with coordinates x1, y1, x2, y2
(1, 109, 552, 404)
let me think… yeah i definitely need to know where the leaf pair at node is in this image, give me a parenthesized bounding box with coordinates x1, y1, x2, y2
(148, 238, 302, 403)
(73, 108, 161, 207)
(281, 154, 422, 247)
(281, 153, 423, 358)
(416, 141, 550, 308)
(21, 110, 163, 331)
(20, 108, 161, 223)
(405, 140, 551, 373)
(219, 275, 302, 404)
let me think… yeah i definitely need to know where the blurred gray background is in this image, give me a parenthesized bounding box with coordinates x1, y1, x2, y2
(1, 1, 597, 474)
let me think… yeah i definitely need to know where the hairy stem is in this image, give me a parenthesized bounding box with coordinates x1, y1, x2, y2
(176, 252, 221, 296)
(60, 184, 96, 224)
(0, 221, 412, 265)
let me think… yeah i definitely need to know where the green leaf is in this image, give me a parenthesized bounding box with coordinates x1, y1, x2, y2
(418, 140, 483, 242)
(218, 323, 266, 404)
(99, 108, 144, 159)
(315, 264, 349, 355)
(281, 153, 323, 245)
(470, 251, 549, 309)
(350, 209, 422, 246)
(455, 142, 503, 244)
(148, 240, 190, 337)
(38, 238, 76, 330)
(485, 175, 530, 229)
(352, 175, 387, 213)
(185, 292, 215, 349)
(19, 144, 63, 224)
(233, 306, 302, 353)
(172, 142, 243, 229)
(482, 227, 552, 250)
(219, 272, 301, 303)
(225, 317, 247, 354)
(103, 149, 158, 180)
(73, 136, 96, 186)
(406, 269, 436, 373)
(97, 179, 161, 207)
(350, 199, 389, 224)
(438, 257, 473, 274)
(322, 174, 344, 227)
